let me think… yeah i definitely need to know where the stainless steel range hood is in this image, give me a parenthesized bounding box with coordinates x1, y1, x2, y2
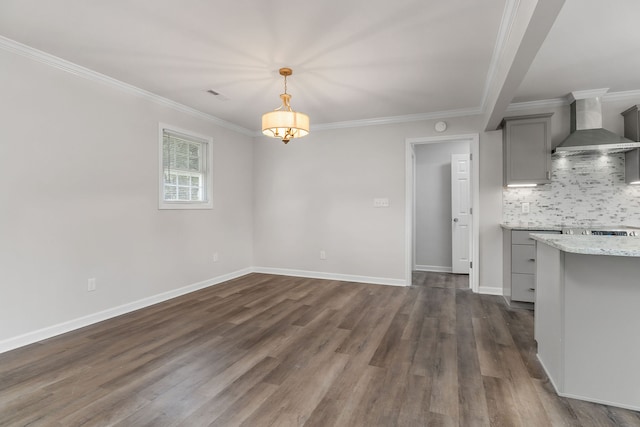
(552, 90, 640, 155)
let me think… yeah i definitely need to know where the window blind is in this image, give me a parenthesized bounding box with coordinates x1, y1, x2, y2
(162, 129, 208, 202)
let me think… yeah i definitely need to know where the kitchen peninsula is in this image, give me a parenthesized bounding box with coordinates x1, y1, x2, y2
(531, 233, 640, 411)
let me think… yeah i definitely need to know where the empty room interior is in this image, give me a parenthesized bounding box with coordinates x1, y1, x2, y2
(2, 0, 640, 425)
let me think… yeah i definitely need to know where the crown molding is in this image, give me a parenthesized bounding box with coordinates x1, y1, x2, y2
(311, 107, 483, 132)
(602, 89, 640, 103)
(506, 89, 640, 113)
(568, 88, 609, 102)
(506, 97, 567, 112)
(0, 36, 255, 137)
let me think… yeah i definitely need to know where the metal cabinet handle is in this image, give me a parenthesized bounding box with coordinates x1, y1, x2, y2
(453, 218, 459, 222)
(528, 288, 535, 292)
(529, 258, 535, 262)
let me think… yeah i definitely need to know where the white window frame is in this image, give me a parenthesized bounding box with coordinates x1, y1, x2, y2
(158, 123, 213, 210)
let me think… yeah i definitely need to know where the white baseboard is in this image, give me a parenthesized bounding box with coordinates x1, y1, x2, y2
(0, 268, 253, 354)
(557, 392, 640, 412)
(415, 265, 453, 273)
(538, 354, 640, 412)
(1, 266, 409, 354)
(478, 286, 503, 295)
(252, 267, 408, 287)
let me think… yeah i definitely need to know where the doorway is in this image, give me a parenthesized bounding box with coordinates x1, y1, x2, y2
(405, 134, 480, 292)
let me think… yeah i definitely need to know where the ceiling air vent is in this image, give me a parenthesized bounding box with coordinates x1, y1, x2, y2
(206, 89, 229, 101)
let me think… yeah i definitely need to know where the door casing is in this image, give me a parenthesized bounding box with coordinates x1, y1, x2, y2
(405, 134, 480, 292)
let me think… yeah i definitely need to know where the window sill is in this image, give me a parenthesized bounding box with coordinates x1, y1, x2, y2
(158, 201, 213, 210)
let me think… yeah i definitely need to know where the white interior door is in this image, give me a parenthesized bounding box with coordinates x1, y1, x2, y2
(451, 153, 470, 274)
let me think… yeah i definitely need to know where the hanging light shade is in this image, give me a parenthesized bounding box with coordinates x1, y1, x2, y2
(262, 68, 309, 144)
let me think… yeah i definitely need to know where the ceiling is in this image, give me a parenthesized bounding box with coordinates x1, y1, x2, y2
(514, 0, 640, 103)
(1, 1, 639, 132)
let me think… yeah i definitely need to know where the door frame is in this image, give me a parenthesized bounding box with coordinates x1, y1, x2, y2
(405, 133, 480, 292)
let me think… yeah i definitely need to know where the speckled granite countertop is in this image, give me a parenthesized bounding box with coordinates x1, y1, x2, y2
(530, 234, 640, 257)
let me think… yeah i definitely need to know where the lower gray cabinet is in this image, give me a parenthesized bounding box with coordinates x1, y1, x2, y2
(511, 245, 536, 275)
(512, 273, 536, 302)
(503, 229, 561, 306)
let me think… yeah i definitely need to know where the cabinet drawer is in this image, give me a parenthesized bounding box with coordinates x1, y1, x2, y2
(511, 230, 561, 245)
(512, 273, 535, 302)
(512, 230, 536, 245)
(512, 245, 536, 274)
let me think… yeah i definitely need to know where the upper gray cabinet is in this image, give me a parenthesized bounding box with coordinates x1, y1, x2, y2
(501, 113, 553, 187)
(622, 105, 640, 142)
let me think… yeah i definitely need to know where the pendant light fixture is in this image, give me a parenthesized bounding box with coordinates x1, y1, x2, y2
(262, 67, 309, 144)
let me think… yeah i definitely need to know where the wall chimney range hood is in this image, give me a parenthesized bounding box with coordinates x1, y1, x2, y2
(552, 89, 640, 155)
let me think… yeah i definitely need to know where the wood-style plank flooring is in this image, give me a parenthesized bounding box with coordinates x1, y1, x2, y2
(1, 272, 639, 426)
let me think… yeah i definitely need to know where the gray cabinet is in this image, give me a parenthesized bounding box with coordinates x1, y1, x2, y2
(501, 113, 553, 186)
(622, 105, 640, 142)
(622, 106, 640, 184)
(502, 229, 560, 306)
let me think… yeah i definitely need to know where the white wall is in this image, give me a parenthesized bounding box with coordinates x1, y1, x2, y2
(0, 47, 512, 349)
(0, 49, 254, 345)
(252, 125, 406, 283)
(478, 130, 504, 293)
(253, 116, 504, 289)
(414, 140, 470, 271)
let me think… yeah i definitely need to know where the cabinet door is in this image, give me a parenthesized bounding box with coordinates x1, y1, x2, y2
(512, 244, 536, 274)
(512, 273, 535, 302)
(512, 230, 536, 245)
(503, 114, 552, 186)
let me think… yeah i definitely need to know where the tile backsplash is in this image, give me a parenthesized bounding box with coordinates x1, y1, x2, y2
(503, 153, 640, 226)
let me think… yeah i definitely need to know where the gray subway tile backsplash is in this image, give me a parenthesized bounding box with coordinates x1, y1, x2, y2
(503, 153, 640, 226)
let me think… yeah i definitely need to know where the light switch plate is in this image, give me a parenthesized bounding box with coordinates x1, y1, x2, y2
(521, 202, 530, 213)
(374, 198, 390, 208)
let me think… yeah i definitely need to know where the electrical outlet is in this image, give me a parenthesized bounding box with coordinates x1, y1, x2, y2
(213, 252, 219, 263)
(521, 202, 530, 214)
(88, 278, 96, 292)
(320, 250, 327, 260)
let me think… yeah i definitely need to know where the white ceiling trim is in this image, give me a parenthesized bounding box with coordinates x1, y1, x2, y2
(506, 97, 566, 112)
(311, 107, 483, 132)
(0, 36, 255, 137)
(480, 0, 521, 111)
(507, 89, 640, 113)
(602, 89, 640, 103)
(568, 88, 610, 102)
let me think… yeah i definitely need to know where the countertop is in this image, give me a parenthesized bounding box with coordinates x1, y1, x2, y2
(530, 234, 640, 257)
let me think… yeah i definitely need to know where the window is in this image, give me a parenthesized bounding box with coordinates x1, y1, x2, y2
(159, 124, 213, 209)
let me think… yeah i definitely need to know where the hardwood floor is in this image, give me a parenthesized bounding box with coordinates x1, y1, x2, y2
(1, 272, 639, 426)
